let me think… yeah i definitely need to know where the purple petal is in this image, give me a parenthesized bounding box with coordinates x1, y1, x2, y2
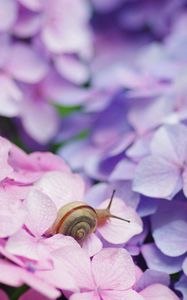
(151, 201, 187, 256)
(13, 7, 41, 38)
(151, 124, 187, 166)
(142, 243, 185, 274)
(133, 155, 181, 199)
(134, 269, 170, 292)
(175, 275, 187, 300)
(20, 93, 59, 143)
(5, 43, 48, 83)
(54, 54, 90, 84)
(0, 0, 18, 31)
(17, 0, 44, 11)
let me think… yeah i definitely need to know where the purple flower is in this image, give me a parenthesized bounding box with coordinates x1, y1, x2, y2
(133, 124, 187, 199)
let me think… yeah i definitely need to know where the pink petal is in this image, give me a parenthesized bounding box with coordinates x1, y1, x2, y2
(0, 260, 60, 299)
(133, 155, 181, 198)
(97, 198, 143, 244)
(35, 171, 85, 209)
(0, 136, 13, 180)
(20, 289, 49, 300)
(25, 189, 57, 236)
(100, 289, 144, 300)
(140, 284, 180, 300)
(52, 246, 94, 290)
(5, 43, 48, 83)
(41, 0, 91, 54)
(0, 259, 23, 286)
(0, 0, 18, 31)
(0, 198, 26, 238)
(6, 229, 41, 261)
(0, 242, 25, 268)
(70, 292, 100, 300)
(30, 152, 70, 173)
(21, 271, 61, 299)
(20, 97, 59, 144)
(0, 75, 22, 117)
(82, 233, 103, 257)
(92, 248, 136, 290)
(42, 234, 79, 252)
(35, 258, 78, 293)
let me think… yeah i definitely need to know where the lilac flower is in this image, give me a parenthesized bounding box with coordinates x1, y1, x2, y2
(151, 201, 187, 259)
(141, 200, 187, 278)
(133, 124, 187, 199)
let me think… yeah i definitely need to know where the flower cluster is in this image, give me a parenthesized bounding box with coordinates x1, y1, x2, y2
(0, 137, 180, 299)
(0, 0, 92, 143)
(0, 0, 187, 299)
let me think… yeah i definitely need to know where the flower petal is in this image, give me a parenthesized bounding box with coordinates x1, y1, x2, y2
(25, 189, 57, 236)
(70, 292, 100, 300)
(100, 289, 144, 300)
(6, 229, 40, 261)
(140, 284, 180, 300)
(151, 201, 187, 257)
(52, 246, 94, 290)
(92, 248, 136, 290)
(35, 171, 85, 209)
(5, 43, 48, 83)
(97, 198, 142, 244)
(133, 155, 181, 198)
(141, 243, 185, 274)
(82, 233, 103, 257)
(0, 0, 18, 31)
(151, 124, 187, 166)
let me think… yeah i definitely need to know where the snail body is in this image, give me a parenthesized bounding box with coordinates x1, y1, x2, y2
(48, 191, 130, 244)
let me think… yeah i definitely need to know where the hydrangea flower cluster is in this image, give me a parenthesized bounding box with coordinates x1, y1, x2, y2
(0, 0, 92, 144)
(0, 0, 187, 299)
(0, 137, 180, 299)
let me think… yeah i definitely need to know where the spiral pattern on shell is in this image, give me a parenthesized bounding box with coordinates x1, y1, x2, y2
(49, 201, 98, 244)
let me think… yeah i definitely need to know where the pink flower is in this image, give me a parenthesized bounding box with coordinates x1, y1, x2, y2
(6, 189, 78, 261)
(53, 247, 142, 300)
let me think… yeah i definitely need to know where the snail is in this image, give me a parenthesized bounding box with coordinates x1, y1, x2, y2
(47, 190, 130, 245)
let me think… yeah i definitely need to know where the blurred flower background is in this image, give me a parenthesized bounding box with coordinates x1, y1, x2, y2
(0, 0, 187, 299)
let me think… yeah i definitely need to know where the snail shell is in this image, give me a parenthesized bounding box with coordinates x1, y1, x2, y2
(49, 201, 97, 244)
(47, 191, 130, 244)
